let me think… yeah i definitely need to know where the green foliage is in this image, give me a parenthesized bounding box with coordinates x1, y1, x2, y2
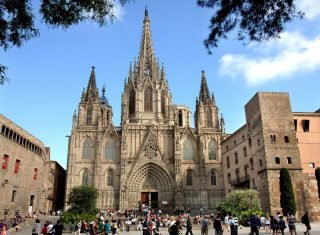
(279, 168, 297, 215)
(217, 189, 262, 224)
(315, 168, 320, 198)
(197, 0, 304, 53)
(67, 185, 99, 214)
(60, 210, 98, 225)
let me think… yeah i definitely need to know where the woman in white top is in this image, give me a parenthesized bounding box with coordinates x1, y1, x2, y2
(265, 215, 271, 233)
(33, 219, 42, 235)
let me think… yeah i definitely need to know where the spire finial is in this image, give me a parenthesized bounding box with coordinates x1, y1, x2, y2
(145, 6, 148, 17)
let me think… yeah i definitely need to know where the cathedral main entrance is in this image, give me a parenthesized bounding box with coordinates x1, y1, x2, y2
(140, 192, 158, 208)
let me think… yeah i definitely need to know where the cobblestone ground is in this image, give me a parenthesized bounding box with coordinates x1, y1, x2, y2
(12, 216, 320, 235)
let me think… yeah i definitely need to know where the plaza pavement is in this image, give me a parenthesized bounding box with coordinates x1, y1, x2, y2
(13, 216, 320, 235)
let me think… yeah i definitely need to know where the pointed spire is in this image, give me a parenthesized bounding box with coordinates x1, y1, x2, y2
(199, 70, 211, 102)
(161, 63, 165, 80)
(100, 85, 110, 107)
(220, 113, 225, 133)
(138, 7, 156, 79)
(72, 110, 77, 130)
(84, 66, 99, 102)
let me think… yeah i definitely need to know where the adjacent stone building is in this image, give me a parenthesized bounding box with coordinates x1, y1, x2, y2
(65, 9, 227, 211)
(0, 114, 66, 219)
(221, 92, 320, 220)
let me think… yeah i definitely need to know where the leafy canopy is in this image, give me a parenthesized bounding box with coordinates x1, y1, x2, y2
(67, 185, 99, 213)
(279, 168, 297, 215)
(197, 0, 303, 53)
(218, 189, 262, 223)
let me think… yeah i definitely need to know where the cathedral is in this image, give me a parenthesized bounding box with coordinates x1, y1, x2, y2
(65, 9, 227, 211)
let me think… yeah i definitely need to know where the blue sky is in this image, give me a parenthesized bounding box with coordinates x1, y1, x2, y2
(1, 0, 320, 169)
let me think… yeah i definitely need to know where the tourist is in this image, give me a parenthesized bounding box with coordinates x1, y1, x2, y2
(32, 219, 42, 235)
(249, 213, 260, 235)
(301, 212, 311, 235)
(50, 220, 63, 235)
(185, 216, 193, 235)
(233, 215, 239, 235)
(278, 216, 286, 235)
(213, 214, 223, 235)
(224, 213, 230, 232)
(287, 212, 297, 235)
(270, 215, 278, 235)
(265, 214, 271, 233)
(201, 215, 209, 235)
(104, 220, 110, 235)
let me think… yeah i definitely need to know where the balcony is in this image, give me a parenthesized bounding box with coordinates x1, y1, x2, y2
(230, 175, 250, 188)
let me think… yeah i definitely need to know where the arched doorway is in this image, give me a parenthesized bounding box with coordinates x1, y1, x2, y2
(126, 162, 174, 209)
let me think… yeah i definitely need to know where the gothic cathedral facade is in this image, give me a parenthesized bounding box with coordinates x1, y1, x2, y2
(65, 9, 227, 211)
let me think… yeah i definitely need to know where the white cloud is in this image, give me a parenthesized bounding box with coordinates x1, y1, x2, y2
(296, 0, 320, 20)
(219, 31, 320, 86)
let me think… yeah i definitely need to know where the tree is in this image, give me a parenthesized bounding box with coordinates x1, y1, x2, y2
(315, 167, 320, 198)
(67, 185, 99, 213)
(279, 168, 297, 215)
(197, 0, 304, 53)
(0, 0, 124, 85)
(218, 189, 262, 224)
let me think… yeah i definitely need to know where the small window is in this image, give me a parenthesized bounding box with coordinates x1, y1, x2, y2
(226, 145, 229, 151)
(107, 169, 113, 186)
(14, 160, 20, 173)
(270, 135, 276, 143)
(243, 147, 247, 157)
(287, 157, 292, 164)
(178, 111, 183, 127)
(284, 136, 289, 143)
(2, 154, 9, 170)
(303, 120, 310, 132)
(249, 158, 254, 170)
(227, 173, 231, 184)
(235, 169, 240, 182)
(227, 157, 230, 168)
(248, 138, 252, 147)
(235, 152, 238, 164)
(259, 159, 263, 167)
(294, 119, 297, 131)
(233, 140, 236, 146)
(210, 169, 217, 186)
(242, 135, 245, 141)
(275, 157, 280, 164)
(257, 138, 260, 146)
(309, 163, 315, 168)
(33, 168, 38, 180)
(186, 170, 193, 186)
(11, 190, 17, 202)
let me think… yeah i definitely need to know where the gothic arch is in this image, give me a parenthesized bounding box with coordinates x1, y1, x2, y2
(79, 168, 90, 185)
(126, 162, 174, 192)
(144, 86, 153, 112)
(183, 139, 195, 160)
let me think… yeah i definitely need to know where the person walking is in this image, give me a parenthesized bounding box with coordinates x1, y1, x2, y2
(185, 216, 193, 235)
(287, 213, 297, 235)
(213, 215, 223, 235)
(201, 215, 209, 235)
(249, 213, 260, 235)
(233, 215, 239, 235)
(278, 216, 286, 235)
(270, 216, 278, 235)
(32, 219, 42, 235)
(50, 220, 63, 235)
(301, 212, 311, 235)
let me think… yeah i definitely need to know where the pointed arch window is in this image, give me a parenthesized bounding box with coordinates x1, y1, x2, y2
(144, 86, 153, 112)
(183, 140, 194, 160)
(82, 138, 93, 159)
(161, 90, 166, 115)
(82, 169, 90, 185)
(105, 138, 117, 160)
(86, 107, 92, 125)
(211, 169, 217, 185)
(208, 140, 217, 160)
(107, 169, 114, 186)
(186, 170, 193, 186)
(206, 107, 213, 127)
(129, 89, 135, 114)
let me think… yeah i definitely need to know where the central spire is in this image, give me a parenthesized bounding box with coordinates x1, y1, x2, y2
(137, 7, 157, 80)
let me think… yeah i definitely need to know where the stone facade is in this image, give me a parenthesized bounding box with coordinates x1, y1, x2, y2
(221, 92, 320, 220)
(0, 114, 51, 218)
(65, 9, 227, 212)
(49, 161, 66, 212)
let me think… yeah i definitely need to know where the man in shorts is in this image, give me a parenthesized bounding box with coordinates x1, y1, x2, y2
(287, 212, 297, 235)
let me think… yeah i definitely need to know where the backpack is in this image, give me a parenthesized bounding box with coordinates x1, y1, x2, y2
(202, 219, 208, 228)
(301, 216, 306, 224)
